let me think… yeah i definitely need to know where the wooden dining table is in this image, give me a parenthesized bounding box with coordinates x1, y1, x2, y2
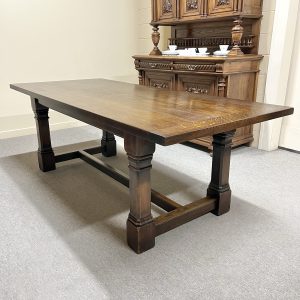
(11, 78, 293, 254)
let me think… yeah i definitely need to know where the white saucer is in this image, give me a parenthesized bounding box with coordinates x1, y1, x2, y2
(162, 50, 179, 55)
(195, 53, 210, 56)
(213, 50, 230, 56)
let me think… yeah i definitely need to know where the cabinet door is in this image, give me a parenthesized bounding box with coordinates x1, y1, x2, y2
(180, 0, 202, 20)
(208, 0, 237, 15)
(156, 0, 177, 22)
(145, 72, 175, 90)
(177, 74, 218, 95)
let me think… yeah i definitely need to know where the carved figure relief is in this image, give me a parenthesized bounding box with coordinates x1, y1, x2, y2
(186, 0, 198, 10)
(186, 86, 208, 94)
(162, 0, 172, 14)
(217, 0, 230, 5)
(152, 81, 169, 89)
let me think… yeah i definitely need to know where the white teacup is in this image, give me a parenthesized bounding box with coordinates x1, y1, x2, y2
(169, 45, 177, 52)
(198, 47, 208, 54)
(220, 45, 229, 52)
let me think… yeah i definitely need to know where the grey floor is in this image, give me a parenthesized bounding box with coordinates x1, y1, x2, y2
(0, 126, 300, 300)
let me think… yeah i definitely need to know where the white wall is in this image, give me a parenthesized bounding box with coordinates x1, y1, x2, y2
(279, 5, 300, 151)
(251, 0, 277, 147)
(258, 0, 300, 151)
(0, 0, 139, 138)
(137, 0, 170, 54)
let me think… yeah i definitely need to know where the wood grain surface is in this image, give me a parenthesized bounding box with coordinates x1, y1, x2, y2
(11, 78, 293, 146)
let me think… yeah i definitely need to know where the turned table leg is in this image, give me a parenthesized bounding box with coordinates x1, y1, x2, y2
(124, 134, 156, 254)
(101, 130, 117, 157)
(31, 98, 55, 172)
(207, 131, 235, 216)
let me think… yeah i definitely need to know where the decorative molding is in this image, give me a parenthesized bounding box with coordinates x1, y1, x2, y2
(174, 64, 217, 72)
(217, 0, 230, 6)
(186, 86, 208, 94)
(186, 0, 198, 10)
(152, 81, 169, 89)
(168, 36, 254, 49)
(138, 61, 171, 70)
(217, 77, 227, 97)
(162, 0, 172, 14)
(138, 71, 144, 85)
(134, 59, 140, 68)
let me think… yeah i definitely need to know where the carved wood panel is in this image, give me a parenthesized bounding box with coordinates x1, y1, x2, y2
(145, 72, 175, 90)
(157, 0, 177, 21)
(208, 0, 237, 15)
(177, 75, 218, 96)
(180, 0, 203, 19)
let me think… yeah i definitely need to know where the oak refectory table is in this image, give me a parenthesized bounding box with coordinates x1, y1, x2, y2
(10, 79, 293, 254)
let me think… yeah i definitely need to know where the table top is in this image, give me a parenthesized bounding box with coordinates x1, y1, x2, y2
(11, 78, 293, 146)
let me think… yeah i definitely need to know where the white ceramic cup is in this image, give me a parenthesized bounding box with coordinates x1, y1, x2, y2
(198, 47, 208, 54)
(220, 45, 229, 52)
(169, 45, 177, 52)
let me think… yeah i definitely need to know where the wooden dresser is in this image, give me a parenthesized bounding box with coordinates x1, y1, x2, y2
(133, 0, 263, 149)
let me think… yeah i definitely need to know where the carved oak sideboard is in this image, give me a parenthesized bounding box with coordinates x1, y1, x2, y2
(134, 0, 263, 149)
(133, 54, 262, 148)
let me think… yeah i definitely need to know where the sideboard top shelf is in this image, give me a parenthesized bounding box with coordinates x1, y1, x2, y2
(133, 54, 263, 62)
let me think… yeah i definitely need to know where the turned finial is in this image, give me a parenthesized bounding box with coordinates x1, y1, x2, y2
(229, 18, 244, 56)
(149, 25, 162, 56)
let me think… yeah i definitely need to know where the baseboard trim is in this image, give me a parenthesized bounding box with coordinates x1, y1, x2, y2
(0, 120, 84, 139)
(278, 146, 300, 155)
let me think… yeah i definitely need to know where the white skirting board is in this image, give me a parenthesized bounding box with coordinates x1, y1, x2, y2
(0, 111, 85, 139)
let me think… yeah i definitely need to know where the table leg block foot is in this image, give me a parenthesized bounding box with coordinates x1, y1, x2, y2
(127, 219, 155, 254)
(101, 131, 117, 157)
(210, 190, 231, 216)
(38, 150, 56, 172)
(101, 140, 117, 157)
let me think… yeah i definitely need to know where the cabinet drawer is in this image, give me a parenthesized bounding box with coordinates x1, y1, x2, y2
(156, 0, 177, 22)
(180, 0, 203, 20)
(208, 0, 236, 15)
(177, 75, 218, 95)
(145, 72, 175, 90)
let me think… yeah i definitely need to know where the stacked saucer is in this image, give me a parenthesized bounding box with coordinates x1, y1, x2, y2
(213, 50, 230, 56)
(213, 45, 230, 57)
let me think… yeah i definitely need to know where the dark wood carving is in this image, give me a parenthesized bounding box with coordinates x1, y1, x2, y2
(135, 0, 263, 149)
(187, 0, 199, 10)
(150, 25, 162, 56)
(229, 18, 244, 56)
(152, 81, 169, 89)
(134, 55, 263, 148)
(217, 0, 230, 6)
(162, 0, 173, 13)
(186, 86, 209, 94)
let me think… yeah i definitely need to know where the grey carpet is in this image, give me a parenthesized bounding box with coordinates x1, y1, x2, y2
(0, 126, 300, 300)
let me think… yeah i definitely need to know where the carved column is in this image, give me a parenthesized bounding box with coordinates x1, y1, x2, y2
(229, 18, 244, 56)
(31, 98, 56, 172)
(101, 131, 117, 157)
(201, 0, 208, 16)
(207, 131, 235, 216)
(217, 76, 227, 97)
(150, 25, 162, 56)
(124, 134, 156, 253)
